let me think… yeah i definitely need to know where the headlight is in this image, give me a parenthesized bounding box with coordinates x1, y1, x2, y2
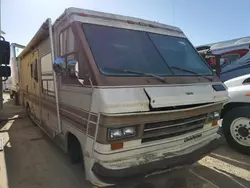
(108, 126, 136, 140)
(109, 129, 122, 139)
(208, 111, 220, 121)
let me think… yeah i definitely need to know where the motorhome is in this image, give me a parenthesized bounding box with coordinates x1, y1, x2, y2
(18, 7, 228, 187)
(9, 43, 25, 104)
(196, 37, 250, 82)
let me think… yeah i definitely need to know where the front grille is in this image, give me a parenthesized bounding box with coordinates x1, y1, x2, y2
(142, 114, 207, 143)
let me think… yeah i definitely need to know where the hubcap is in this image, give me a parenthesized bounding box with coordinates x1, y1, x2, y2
(230, 117, 250, 147)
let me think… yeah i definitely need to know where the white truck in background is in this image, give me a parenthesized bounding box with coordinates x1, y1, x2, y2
(197, 38, 250, 155)
(2, 78, 11, 92)
(197, 44, 250, 155)
(220, 74, 250, 155)
(196, 36, 250, 82)
(9, 43, 25, 104)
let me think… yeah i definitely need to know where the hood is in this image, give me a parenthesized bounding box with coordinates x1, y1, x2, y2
(144, 85, 227, 108)
(224, 74, 250, 88)
(92, 84, 228, 114)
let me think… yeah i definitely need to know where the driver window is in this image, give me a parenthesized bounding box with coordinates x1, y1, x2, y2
(59, 27, 81, 85)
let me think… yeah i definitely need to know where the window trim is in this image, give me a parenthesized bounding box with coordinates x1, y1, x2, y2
(40, 52, 55, 98)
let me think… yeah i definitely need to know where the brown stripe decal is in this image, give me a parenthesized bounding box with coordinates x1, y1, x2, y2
(23, 92, 224, 144)
(23, 92, 97, 137)
(99, 103, 223, 126)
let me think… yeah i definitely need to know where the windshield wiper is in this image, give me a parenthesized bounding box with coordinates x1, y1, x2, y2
(170, 66, 213, 81)
(103, 67, 168, 83)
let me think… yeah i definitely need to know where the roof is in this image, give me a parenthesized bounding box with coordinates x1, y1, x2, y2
(196, 36, 250, 51)
(18, 19, 49, 58)
(19, 7, 185, 58)
(60, 7, 183, 33)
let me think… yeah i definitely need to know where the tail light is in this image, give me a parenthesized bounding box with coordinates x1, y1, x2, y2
(209, 57, 215, 65)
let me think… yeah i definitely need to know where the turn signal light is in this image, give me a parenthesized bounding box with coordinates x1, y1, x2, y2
(111, 142, 124, 150)
(212, 121, 218, 126)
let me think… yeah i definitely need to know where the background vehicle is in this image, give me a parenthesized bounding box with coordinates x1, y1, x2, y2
(0, 37, 11, 110)
(220, 74, 250, 155)
(8, 43, 25, 104)
(196, 36, 250, 82)
(196, 37, 250, 154)
(18, 8, 228, 187)
(2, 77, 11, 92)
(197, 38, 250, 155)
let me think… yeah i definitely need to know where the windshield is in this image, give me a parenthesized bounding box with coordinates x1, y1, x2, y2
(82, 24, 213, 77)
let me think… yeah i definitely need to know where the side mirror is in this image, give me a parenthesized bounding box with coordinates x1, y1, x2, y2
(53, 57, 66, 73)
(67, 60, 79, 78)
(0, 38, 10, 65)
(0, 66, 11, 77)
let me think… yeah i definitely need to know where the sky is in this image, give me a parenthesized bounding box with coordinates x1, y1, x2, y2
(2, 0, 250, 46)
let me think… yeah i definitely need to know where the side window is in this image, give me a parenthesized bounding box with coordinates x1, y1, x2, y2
(30, 64, 33, 78)
(59, 27, 82, 85)
(33, 59, 38, 82)
(41, 53, 55, 97)
(30, 59, 38, 82)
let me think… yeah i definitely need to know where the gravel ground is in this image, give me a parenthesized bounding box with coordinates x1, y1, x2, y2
(0, 94, 250, 188)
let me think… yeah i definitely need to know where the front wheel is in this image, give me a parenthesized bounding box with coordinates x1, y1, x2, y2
(222, 107, 250, 155)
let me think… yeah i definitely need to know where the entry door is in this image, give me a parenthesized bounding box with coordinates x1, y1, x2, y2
(30, 50, 42, 120)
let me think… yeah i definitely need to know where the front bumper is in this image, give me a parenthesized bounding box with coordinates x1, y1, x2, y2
(92, 135, 225, 184)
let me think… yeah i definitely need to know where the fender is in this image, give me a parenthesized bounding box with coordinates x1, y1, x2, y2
(223, 74, 250, 105)
(224, 74, 250, 88)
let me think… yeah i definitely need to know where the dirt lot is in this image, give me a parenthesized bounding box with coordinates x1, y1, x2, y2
(0, 94, 250, 188)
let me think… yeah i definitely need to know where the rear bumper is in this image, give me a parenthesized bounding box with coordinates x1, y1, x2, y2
(92, 135, 225, 184)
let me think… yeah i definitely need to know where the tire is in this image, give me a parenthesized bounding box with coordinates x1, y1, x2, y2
(222, 107, 250, 155)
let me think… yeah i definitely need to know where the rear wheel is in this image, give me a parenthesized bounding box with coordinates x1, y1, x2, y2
(222, 107, 250, 155)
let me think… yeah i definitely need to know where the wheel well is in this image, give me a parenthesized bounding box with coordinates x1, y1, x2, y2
(67, 132, 83, 163)
(221, 102, 250, 118)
